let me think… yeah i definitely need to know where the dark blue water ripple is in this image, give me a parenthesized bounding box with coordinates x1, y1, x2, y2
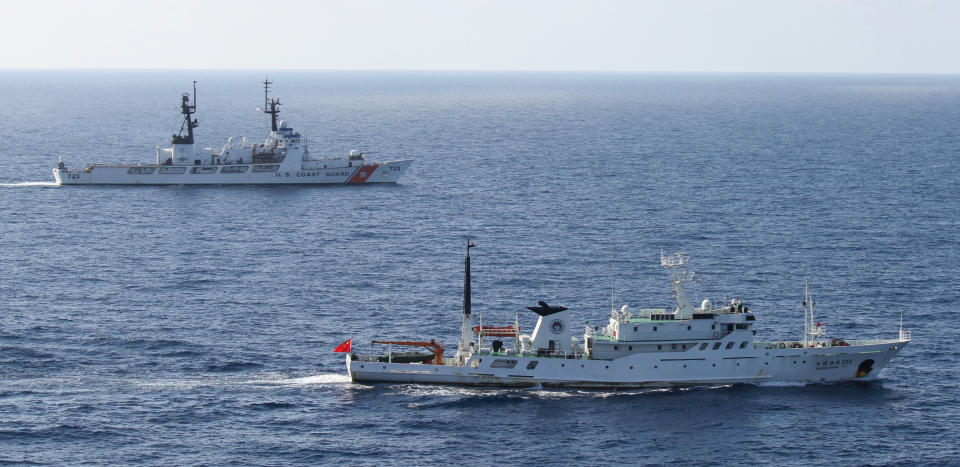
(0, 70, 958, 464)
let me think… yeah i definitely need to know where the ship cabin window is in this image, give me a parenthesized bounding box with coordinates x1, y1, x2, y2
(711, 324, 716, 330)
(190, 167, 217, 174)
(127, 167, 156, 174)
(725, 341, 735, 349)
(727, 324, 734, 332)
(194, 160, 201, 165)
(687, 326, 692, 330)
(653, 326, 657, 331)
(634, 327, 638, 332)
(159, 167, 186, 174)
(681, 344, 686, 350)
(713, 342, 722, 350)
(628, 346, 633, 351)
(740, 341, 748, 349)
(252, 164, 280, 172)
(221, 165, 249, 173)
(671, 344, 677, 350)
(657, 345, 662, 350)
(614, 346, 619, 351)
(699, 343, 708, 350)
(491, 359, 517, 369)
(736, 323, 749, 330)
(526, 361, 539, 370)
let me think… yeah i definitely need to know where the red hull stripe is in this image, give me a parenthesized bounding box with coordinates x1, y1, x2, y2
(346, 165, 380, 184)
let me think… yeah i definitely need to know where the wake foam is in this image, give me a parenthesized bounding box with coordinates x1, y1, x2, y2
(0, 181, 59, 187)
(753, 381, 809, 388)
(247, 373, 352, 386)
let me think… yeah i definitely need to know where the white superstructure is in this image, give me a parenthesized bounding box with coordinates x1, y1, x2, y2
(346, 244, 910, 388)
(53, 80, 413, 185)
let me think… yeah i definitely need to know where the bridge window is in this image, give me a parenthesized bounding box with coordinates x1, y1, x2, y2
(713, 342, 722, 350)
(526, 361, 539, 370)
(699, 343, 708, 350)
(725, 342, 735, 349)
(740, 341, 748, 349)
(491, 359, 517, 369)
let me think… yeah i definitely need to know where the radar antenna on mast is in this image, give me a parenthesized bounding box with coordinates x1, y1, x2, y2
(262, 78, 281, 132)
(171, 81, 198, 145)
(263, 77, 272, 110)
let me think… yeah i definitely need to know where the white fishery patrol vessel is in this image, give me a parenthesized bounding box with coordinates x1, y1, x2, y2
(345, 242, 910, 388)
(53, 80, 413, 185)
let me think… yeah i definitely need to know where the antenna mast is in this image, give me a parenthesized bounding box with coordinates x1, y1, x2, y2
(610, 262, 616, 312)
(802, 278, 822, 347)
(661, 251, 697, 318)
(263, 77, 272, 110)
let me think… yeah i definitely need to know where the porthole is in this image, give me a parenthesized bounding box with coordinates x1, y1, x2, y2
(683, 364, 687, 368)
(712, 363, 716, 367)
(654, 365, 658, 369)
(605, 365, 609, 369)
(630, 366, 634, 369)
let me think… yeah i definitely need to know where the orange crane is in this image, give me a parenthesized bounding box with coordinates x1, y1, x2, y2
(371, 339, 445, 365)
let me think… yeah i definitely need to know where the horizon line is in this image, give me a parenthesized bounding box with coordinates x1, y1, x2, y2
(1, 67, 959, 77)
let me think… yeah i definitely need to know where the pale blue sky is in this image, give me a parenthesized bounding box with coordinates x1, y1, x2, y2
(3, 0, 958, 73)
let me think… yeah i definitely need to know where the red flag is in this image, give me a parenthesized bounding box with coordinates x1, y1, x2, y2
(333, 338, 351, 353)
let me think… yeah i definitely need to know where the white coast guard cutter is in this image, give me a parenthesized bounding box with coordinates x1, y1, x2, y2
(346, 242, 910, 388)
(53, 80, 413, 185)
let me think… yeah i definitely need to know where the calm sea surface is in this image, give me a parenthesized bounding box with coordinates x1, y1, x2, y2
(0, 70, 958, 465)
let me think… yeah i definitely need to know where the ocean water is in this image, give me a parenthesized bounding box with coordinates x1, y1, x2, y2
(0, 70, 958, 465)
